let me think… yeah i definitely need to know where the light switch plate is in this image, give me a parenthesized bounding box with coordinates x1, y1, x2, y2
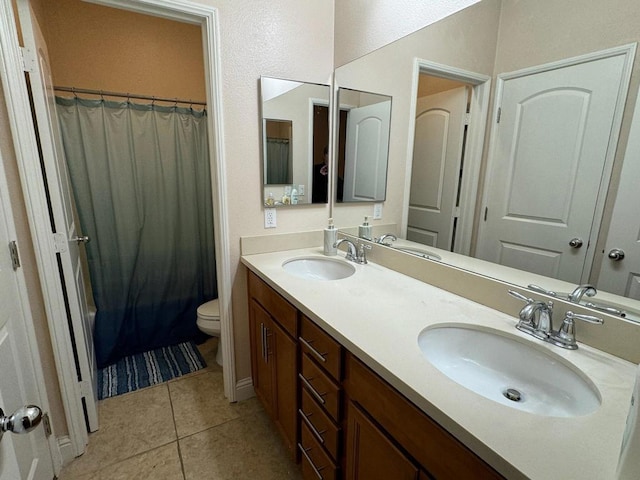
(373, 203, 383, 220)
(264, 208, 276, 228)
(298, 184, 305, 196)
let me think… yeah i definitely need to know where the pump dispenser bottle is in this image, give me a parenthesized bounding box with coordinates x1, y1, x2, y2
(358, 216, 372, 241)
(324, 218, 337, 256)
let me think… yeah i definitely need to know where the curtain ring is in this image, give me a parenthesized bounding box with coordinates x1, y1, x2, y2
(152, 96, 156, 107)
(99, 90, 105, 101)
(126, 92, 130, 104)
(72, 87, 77, 99)
(174, 98, 178, 108)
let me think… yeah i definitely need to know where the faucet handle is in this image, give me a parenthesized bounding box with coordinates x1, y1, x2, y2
(508, 290, 533, 304)
(527, 284, 558, 297)
(356, 242, 371, 264)
(548, 311, 604, 350)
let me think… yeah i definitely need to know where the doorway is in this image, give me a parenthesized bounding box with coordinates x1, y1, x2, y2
(1, 0, 232, 462)
(404, 60, 491, 255)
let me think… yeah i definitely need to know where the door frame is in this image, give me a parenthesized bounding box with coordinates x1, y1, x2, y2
(479, 43, 636, 282)
(403, 59, 491, 255)
(0, 0, 234, 463)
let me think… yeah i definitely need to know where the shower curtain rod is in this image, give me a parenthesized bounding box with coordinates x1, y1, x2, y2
(53, 85, 207, 106)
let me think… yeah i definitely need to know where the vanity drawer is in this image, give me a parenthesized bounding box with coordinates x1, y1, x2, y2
(299, 387, 340, 461)
(300, 353, 341, 422)
(248, 271, 297, 337)
(300, 315, 342, 381)
(299, 420, 338, 480)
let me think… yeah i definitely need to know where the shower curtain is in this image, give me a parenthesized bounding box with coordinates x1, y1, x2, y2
(266, 137, 291, 184)
(56, 97, 217, 368)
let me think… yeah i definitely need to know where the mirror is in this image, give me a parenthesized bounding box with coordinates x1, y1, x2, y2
(335, 87, 392, 203)
(332, 0, 640, 320)
(260, 76, 330, 206)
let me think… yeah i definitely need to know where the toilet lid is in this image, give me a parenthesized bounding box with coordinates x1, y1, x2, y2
(197, 299, 220, 319)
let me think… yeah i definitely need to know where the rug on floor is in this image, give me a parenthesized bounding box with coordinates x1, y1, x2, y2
(97, 341, 207, 400)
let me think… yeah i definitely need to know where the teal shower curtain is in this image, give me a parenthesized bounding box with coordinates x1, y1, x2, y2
(56, 97, 217, 368)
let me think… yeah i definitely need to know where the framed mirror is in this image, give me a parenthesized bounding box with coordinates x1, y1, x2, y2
(335, 87, 392, 203)
(332, 0, 640, 320)
(260, 76, 330, 206)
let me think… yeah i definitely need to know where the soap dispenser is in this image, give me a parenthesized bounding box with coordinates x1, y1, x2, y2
(358, 216, 372, 241)
(324, 218, 337, 256)
(291, 186, 299, 205)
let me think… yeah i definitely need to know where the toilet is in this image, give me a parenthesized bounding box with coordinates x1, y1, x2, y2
(196, 299, 223, 366)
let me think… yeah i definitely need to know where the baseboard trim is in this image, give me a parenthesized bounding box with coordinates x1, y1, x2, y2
(235, 376, 255, 402)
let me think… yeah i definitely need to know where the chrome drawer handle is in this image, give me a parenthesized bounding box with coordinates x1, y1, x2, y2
(298, 374, 326, 405)
(299, 337, 327, 363)
(299, 408, 326, 444)
(298, 443, 324, 480)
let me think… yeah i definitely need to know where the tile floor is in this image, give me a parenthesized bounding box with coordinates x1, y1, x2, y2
(59, 338, 302, 480)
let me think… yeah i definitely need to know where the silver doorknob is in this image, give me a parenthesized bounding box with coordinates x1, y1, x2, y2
(0, 405, 42, 440)
(71, 235, 90, 244)
(569, 238, 583, 248)
(608, 248, 625, 261)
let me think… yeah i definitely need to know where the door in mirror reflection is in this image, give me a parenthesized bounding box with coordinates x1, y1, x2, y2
(336, 88, 391, 203)
(264, 119, 292, 184)
(476, 53, 628, 283)
(408, 85, 468, 251)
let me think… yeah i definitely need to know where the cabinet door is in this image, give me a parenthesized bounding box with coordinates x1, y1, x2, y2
(271, 318, 298, 455)
(249, 300, 274, 414)
(345, 401, 419, 480)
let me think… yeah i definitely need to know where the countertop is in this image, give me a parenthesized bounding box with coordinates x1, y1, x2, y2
(241, 247, 637, 480)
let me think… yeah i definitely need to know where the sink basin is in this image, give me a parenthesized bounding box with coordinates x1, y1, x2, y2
(418, 325, 601, 417)
(395, 246, 442, 261)
(282, 256, 355, 281)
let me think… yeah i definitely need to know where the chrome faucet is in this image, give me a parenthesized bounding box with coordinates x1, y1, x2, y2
(508, 290, 603, 349)
(509, 290, 553, 339)
(334, 239, 357, 262)
(568, 284, 597, 303)
(334, 239, 370, 264)
(375, 234, 397, 246)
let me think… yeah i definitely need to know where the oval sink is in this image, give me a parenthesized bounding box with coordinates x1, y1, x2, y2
(418, 325, 601, 417)
(395, 246, 442, 261)
(282, 256, 355, 281)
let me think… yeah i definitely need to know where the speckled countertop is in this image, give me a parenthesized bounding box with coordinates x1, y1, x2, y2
(241, 247, 636, 480)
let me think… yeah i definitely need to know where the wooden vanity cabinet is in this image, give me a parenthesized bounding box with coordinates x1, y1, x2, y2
(344, 354, 504, 480)
(247, 272, 505, 479)
(248, 272, 298, 458)
(298, 314, 344, 479)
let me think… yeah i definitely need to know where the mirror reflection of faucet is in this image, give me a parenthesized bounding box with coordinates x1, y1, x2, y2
(528, 283, 627, 318)
(334, 239, 370, 264)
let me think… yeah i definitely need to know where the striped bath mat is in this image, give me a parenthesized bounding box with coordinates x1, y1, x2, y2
(98, 341, 206, 400)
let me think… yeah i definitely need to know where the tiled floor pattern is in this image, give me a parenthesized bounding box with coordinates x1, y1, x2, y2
(59, 338, 302, 480)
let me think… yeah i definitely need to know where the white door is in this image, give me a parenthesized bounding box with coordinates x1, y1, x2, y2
(0, 163, 54, 478)
(17, 1, 98, 431)
(407, 87, 467, 250)
(597, 91, 640, 299)
(476, 53, 629, 283)
(342, 100, 391, 202)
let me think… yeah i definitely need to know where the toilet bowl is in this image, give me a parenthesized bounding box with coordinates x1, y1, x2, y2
(196, 299, 222, 366)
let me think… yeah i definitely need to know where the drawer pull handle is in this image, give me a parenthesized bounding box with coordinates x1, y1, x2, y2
(298, 443, 324, 480)
(299, 408, 326, 444)
(299, 374, 326, 405)
(299, 337, 327, 363)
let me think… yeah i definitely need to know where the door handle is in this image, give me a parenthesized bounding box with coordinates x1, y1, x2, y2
(568, 238, 583, 248)
(608, 248, 625, 261)
(71, 235, 90, 244)
(0, 405, 42, 441)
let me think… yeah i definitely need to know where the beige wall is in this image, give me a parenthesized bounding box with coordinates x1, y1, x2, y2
(333, 0, 481, 67)
(40, 0, 205, 103)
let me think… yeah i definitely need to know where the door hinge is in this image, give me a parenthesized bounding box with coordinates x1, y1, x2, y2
(79, 379, 92, 397)
(464, 112, 471, 126)
(453, 206, 460, 218)
(496, 107, 502, 123)
(52, 233, 68, 253)
(42, 412, 52, 437)
(8, 241, 20, 271)
(20, 46, 36, 73)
